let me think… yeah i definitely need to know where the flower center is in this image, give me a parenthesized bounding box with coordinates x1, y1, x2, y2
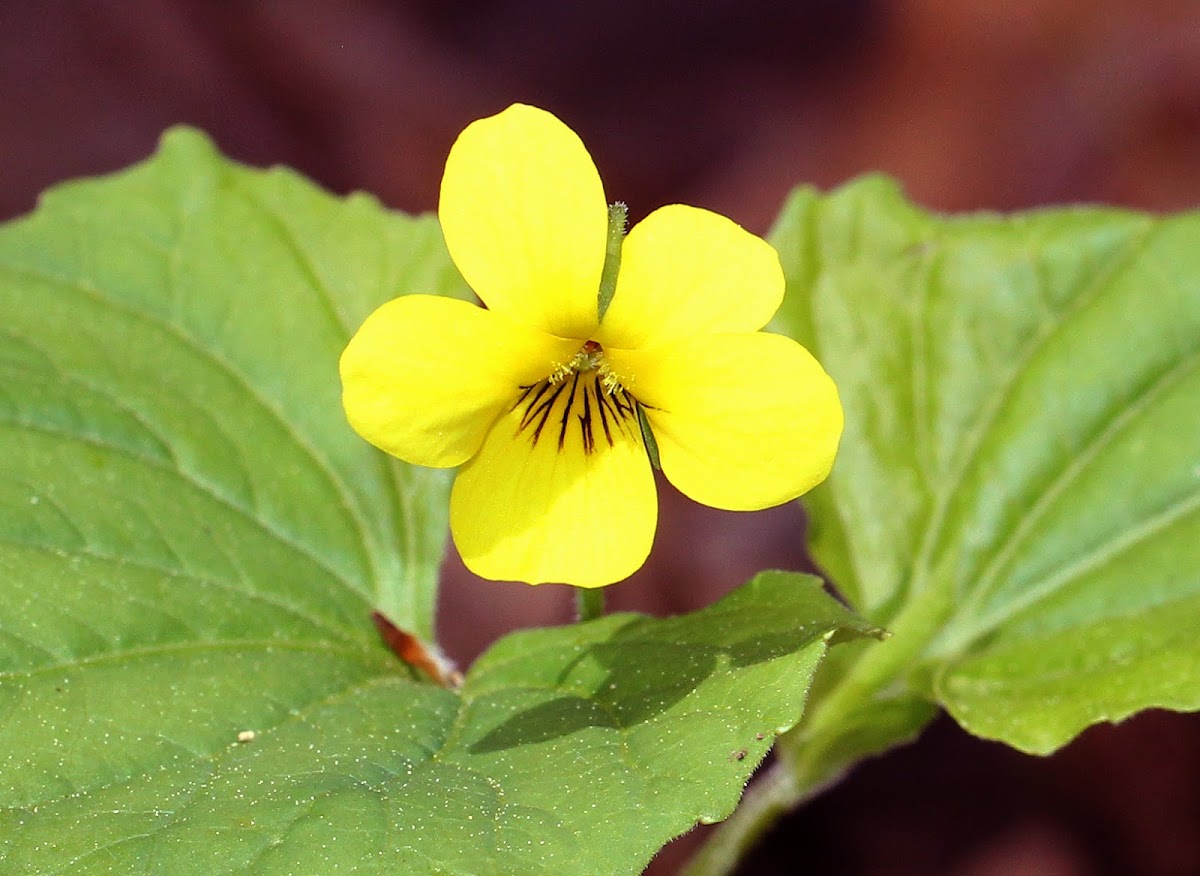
(513, 340, 641, 455)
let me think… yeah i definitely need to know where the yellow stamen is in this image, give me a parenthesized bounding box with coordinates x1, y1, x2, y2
(514, 340, 641, 454)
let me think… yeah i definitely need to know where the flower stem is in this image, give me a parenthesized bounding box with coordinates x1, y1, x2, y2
(597, 201, 628, 321)
(575, 587, 606, 623)
(682, 571, 957, 875)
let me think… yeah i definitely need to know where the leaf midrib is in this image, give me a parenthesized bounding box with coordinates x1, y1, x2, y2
(936, 344, 1200, 652)
(897, 219, 1157, 623)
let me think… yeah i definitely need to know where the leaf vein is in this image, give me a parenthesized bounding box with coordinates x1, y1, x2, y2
(0, 261, 376, 599)
(910, 220, 1158, 596)
(962, 343, 1200, 624)
(2, 416, 359, 606)
(0, 535, 359, 647)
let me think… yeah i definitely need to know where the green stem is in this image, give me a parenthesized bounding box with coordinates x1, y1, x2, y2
(597, 202, 628, 321)
(681, 760, 844, 876)
(791, 576, 953, 778)
(575, 587, 606, 623)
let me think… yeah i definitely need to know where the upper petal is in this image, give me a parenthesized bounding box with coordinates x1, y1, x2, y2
(450, 374, 657, 587)
(593, 204, 784, 350)
(340, 295, 579, 468)
(606, 332, 842, 511)
(439, 104, 608, 340)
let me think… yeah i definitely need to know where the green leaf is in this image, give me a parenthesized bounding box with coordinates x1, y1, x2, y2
(771, 176, 1200, 758)
(0, 565, 876, 874)
(0, 132, 878, 874)
(0, 127, 468, 641)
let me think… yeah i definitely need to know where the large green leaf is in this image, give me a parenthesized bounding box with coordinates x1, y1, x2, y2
(771, 176, 1200, 759)
(0, 131, 878, 874)
(0, 127, 467, 641)
(0, 555, 873, 875)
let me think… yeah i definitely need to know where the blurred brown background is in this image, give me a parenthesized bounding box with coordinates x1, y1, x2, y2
(4, 1, 1199, 874)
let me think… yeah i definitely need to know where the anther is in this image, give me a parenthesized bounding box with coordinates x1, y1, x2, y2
(513, 341, 641, 455)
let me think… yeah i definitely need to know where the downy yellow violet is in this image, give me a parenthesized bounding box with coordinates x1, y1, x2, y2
(340, 104, 843, 588)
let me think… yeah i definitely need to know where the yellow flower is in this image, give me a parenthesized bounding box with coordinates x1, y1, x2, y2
(340, 104, 842, 588)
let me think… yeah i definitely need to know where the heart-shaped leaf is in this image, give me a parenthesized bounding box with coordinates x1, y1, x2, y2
(771, 176, 1200, 758)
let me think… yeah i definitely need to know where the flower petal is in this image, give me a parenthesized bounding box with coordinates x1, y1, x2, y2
(594, 204, 784, 349)
(340, 295, 579, 468)
(439, 103, 608, 340)
(607, 332, 842, 511)
(450, 379, 657, 587)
